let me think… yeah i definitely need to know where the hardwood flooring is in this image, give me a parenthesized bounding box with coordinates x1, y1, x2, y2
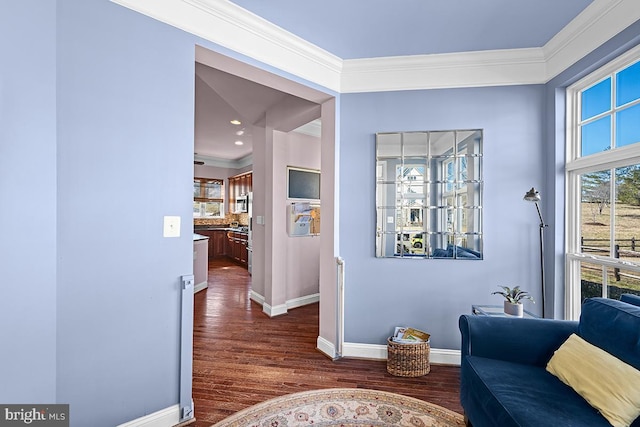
(192, 258, 463, 426)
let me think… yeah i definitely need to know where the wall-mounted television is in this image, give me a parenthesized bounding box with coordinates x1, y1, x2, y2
(287, 166, 320, 200)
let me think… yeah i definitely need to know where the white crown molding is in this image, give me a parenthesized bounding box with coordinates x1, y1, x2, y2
(543, 0, 640, 81)
(341, 48, 547, 92)
(195, 153, 253, 168)
(110, 0, 342, 92)
(112, 0, 639, 93)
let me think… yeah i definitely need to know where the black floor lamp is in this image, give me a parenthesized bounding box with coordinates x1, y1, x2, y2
(524, 187, 547, 318)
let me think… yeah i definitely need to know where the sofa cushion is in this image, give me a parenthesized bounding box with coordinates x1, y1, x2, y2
(546, 333, 640, 427)
(461, 356, 612, 427)
(621, 293, 640, 307)
(578, 298, 640, 371)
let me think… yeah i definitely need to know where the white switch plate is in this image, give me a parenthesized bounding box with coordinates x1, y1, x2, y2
(163, 216, 181, 238)
(387, 216, 394, 224)
(256, 215, 265, 225)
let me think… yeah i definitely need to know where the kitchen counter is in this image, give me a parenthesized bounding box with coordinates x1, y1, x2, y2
(193, 233, 210, 241)
(194, 226, 248, 235)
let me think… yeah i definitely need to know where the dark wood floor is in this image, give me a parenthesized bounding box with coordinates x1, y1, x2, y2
(191, 258, 463, 426)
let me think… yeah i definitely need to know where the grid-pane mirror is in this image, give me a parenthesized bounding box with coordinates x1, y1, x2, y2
(376, 130, 483, 259)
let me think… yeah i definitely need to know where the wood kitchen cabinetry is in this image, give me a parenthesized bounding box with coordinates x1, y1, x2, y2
(195, 229, 227, 259)
(194, 228, 247, 266)
(228, 172, 252, 213)
(227, 231, 248, 267)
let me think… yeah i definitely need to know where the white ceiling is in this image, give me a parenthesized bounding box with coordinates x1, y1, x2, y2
(193, 0, 600, 163)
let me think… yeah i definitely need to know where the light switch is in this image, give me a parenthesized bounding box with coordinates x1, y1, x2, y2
(256, 215, 265, 225)
(387, 216, 394, 224)
(163, 216, 181, 238)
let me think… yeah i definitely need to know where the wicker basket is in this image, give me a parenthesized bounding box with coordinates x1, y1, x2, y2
(386, 337, 431, 377)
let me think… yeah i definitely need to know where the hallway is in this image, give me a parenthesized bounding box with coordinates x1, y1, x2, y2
(191, 258, 462, 426)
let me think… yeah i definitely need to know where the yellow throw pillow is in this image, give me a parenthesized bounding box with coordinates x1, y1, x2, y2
(546, 333, 640, 427)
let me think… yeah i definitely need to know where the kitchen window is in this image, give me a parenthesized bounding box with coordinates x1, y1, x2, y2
(194, 178, 224, 218)
(565, 44, 640, 319)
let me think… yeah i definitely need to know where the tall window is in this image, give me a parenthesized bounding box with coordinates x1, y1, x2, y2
(566, 45, 640, 319)
(193, 178, 224, 218)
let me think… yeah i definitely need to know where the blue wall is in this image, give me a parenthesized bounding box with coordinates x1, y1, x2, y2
(55, 0, 194, 424)
(340, 86, 546, 349)
(0, 0, 58, 403)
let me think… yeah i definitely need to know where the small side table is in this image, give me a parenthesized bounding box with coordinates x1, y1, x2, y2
(472, 304, 539, 319)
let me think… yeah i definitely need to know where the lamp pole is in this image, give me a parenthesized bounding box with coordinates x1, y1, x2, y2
(524, 188, 547, 318)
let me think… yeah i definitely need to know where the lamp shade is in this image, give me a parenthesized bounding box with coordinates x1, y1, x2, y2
(524, 187, 541, 202)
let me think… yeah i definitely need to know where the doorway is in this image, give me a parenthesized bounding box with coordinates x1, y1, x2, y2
(188, 43, 339, 380)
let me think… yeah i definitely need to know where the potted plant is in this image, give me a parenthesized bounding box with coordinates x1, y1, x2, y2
(492, 286, 535, 317)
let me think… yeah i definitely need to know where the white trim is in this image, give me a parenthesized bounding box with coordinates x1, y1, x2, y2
(110, 0, 342, 92)
(544, 0, 640, 81)
(193, 281, 208, 293)
(263, 302, 287, 317)
(111, 0, 640, 92)
(195, 153, 253, 169)
(342, 342, 461, 366)
(341, 48, 547, 93)
(250, 289, 265, 305)
(316, 335, 337, 359)
(250, 291, 319, 315)
(116, 405, 180, 427)
(287, 293, 320, 310)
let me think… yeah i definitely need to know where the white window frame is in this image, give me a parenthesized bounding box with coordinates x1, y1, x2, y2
(565, 44, 640, 320)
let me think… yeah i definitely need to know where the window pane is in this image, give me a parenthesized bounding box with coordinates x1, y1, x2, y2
(615, 165, 640, 264)
(193, 201, 202, 217)
(605, 267, 640, 299)
(580, 262, 605, 301)
(204, 181, 222, 199)
(580, 116, 611, 156)
(581, 170, 612, 256)
(581, 78, 611, 121)
(616, 60, 640, 107)
(615, 103, 640, 148)
(203, 202, 222, 217)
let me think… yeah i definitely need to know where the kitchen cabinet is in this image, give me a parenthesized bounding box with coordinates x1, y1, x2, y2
(228, 172, 252, 213)
(226, 231, 248, 267)
(212, 230, 227, 257)
(194, 229, 227, 259)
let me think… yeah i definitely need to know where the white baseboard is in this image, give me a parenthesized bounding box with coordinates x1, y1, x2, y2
(193, 281, 208, 294)
(315, 338, 460, 365)
(250, 290, 265, 305)
(287, 293, 319, 309)
(263, 302, 288, 317)
(316, 336, 337, 359)
(116, 404, 180, 427)
(342, 342, 461, 366)
(251, 291, 319, 317)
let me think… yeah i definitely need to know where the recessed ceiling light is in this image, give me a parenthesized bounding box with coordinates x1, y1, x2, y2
(236, 130, 245, 136)
(234, 140, 244, 146)
(230, 119, 242, 125)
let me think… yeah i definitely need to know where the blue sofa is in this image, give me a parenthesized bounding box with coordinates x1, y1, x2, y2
(459, 296, 640, 427)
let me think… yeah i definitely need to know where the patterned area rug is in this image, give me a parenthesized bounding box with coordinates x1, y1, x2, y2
(211, 388, 465, 427)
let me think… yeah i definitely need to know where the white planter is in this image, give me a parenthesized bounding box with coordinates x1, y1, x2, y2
(504, 301, 523, 317)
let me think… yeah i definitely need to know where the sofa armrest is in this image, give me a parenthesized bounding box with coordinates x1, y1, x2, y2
(459, 315, 579, 367)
